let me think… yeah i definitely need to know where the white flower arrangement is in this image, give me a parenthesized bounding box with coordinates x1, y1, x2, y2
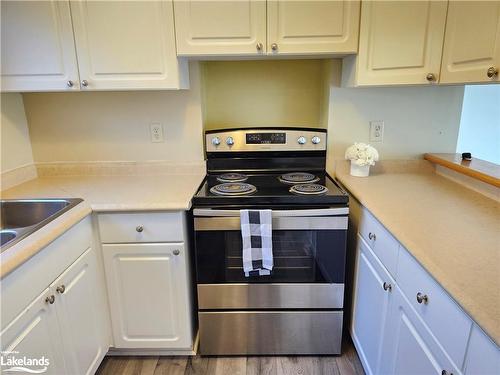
(345, 143, 379, 167)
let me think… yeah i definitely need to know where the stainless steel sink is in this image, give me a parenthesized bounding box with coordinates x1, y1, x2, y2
(0, 198, 83, 251)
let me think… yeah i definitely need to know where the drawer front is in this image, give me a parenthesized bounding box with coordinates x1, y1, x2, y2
(359, 208, 399, 276)
(199, 311, 343, 355)
(397, 247, 472, 367)
(98, 212, 185, 243)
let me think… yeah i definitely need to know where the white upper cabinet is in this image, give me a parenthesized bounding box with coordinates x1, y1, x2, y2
(174, 0, 267, 56)
(347, 1, 448, 86)
(0, 1, 80, 92)
(70, 0, 187, 90)
(267, 0, 360, 55)
(440, 1, 500, 84)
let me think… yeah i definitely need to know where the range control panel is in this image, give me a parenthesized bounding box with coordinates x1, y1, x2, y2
(206, 128, 326, 152)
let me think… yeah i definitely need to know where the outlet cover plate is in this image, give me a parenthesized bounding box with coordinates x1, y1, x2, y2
(369, 121, 384, 142)
(150, 122, 164, 143)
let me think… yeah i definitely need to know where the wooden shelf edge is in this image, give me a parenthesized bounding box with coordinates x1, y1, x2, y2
(424, 153, 500, 188)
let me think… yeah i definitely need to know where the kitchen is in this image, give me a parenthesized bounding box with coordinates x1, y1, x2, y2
(0, 1, 499, 375)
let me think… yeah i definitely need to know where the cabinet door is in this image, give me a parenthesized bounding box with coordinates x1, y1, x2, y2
(174, 0, 267, 56)
(102, 243, 192, 349)
(267, 0, 360, 55)
(464, 325, 500, 375)
(0, 0, 79, 92)
(380, 286, 460, 375)
(52, 248, 106, 375)
(440, 1, 500, 84)
(70, 0, 187, 90)
(351, 235, 394, 375)
(0, 288, 67, 375)
(355, 1, 447, 85)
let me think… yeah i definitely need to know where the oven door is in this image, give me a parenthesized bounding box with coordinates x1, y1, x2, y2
(193, 207, 348, 308)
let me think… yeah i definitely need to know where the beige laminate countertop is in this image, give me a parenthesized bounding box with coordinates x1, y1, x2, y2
(335, 160, 500, 346)
(0, 172, 205, 278)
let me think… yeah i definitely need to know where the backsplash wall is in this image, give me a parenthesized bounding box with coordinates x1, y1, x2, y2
(202, 60, 329, 130)
(22, 63, 204, 164)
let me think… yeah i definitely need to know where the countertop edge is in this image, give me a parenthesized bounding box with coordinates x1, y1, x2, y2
(336, 172, 500, 347)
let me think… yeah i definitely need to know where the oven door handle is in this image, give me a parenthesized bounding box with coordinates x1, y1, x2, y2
(193, 207, 348, 217)
(194, 216, 347, 231)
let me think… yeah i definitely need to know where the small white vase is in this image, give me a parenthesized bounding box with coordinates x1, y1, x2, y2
(350, 161, 370, 177)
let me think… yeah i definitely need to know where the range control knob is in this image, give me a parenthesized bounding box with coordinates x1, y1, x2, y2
(226, 136, 234, 146)
(211, 137, 221, 146)
(311, 136, 321, 144)
(297, 136, 307, 145)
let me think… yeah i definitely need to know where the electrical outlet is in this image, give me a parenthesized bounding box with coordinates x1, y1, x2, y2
(150, 122, 164, 143)
(369, 121, 384, 142)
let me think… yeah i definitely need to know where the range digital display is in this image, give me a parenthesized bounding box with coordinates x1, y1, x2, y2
(246, 132, 286, 144)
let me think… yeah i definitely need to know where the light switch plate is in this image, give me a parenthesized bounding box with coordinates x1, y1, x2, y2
(369, 121, 384, 142)
(150, 122, 164, 143)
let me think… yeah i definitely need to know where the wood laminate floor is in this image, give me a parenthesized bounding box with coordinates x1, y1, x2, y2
(96, 336, 364, 375)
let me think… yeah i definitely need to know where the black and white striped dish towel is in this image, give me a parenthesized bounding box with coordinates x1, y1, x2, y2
(240, 209, 273, 277)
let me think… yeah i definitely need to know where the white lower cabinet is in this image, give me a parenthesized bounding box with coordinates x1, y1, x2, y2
(0, 246, 105, 375)
(352, 235, 394, 375)
(102, 242, 192, 349)
(52, 248, 106, 375)
(380, 285, 460, 375)
(351, 207, 499, 375)
(1, 288, 67, 375)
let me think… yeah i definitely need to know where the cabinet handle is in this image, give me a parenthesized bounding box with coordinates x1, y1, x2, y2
(56, 285, 66, 294)
(271, 43, 278, 51)
(416, 292, 429, 304)
(426, 73, 436, 82)
(368, 232, 376, 241)
(81, 80, 89, 87)
(487, 66, 498, 79)
(383, 282, 392, 292)
(136, 225, 144, 233)
(256, 42, 263, 51)
(45, 295, 55, 304)
(173, 249, 180, 256)
(67, 80, 74, 87)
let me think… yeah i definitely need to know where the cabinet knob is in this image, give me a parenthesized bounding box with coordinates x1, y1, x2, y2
(173, 249, 180, 256)
(416, 292, 429, 304)
(368, 232, 376, 241)
(67, 80, 74, 87)
(81, 80, 89, 87)
(383, 282, 392, 292)
(426, 73, 436, 82)
(136, 225, 144, 233)
(271, 43, 278, 52)
(56, 285, 66, 294)
(45, 295, 55, 304)
(487, 66, 498, 79)
(256, 42, 263, 51)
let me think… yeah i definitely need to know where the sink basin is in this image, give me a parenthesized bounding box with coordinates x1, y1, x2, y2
(0, 230, 16, 246)
(0, 198, 83, 251)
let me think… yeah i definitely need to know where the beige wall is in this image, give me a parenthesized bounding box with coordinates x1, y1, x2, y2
(23, 63, 204, 164)
(1, 93, 34, 172)
(326, 63, 465, 171)
(202, 60, 327, 130)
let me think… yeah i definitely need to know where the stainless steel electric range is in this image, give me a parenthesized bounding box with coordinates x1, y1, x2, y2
(192, 128, 349, 355)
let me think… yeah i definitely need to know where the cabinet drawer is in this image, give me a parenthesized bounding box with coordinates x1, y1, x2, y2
(397, 247, 472, 368)
(359, 208, 399, 276)
(98, 212, 185, 243)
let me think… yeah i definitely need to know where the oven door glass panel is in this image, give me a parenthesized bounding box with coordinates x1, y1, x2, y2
(195, 229, 346, 284)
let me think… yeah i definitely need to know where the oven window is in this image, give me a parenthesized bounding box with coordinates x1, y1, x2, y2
(195, 229, 346, 284)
